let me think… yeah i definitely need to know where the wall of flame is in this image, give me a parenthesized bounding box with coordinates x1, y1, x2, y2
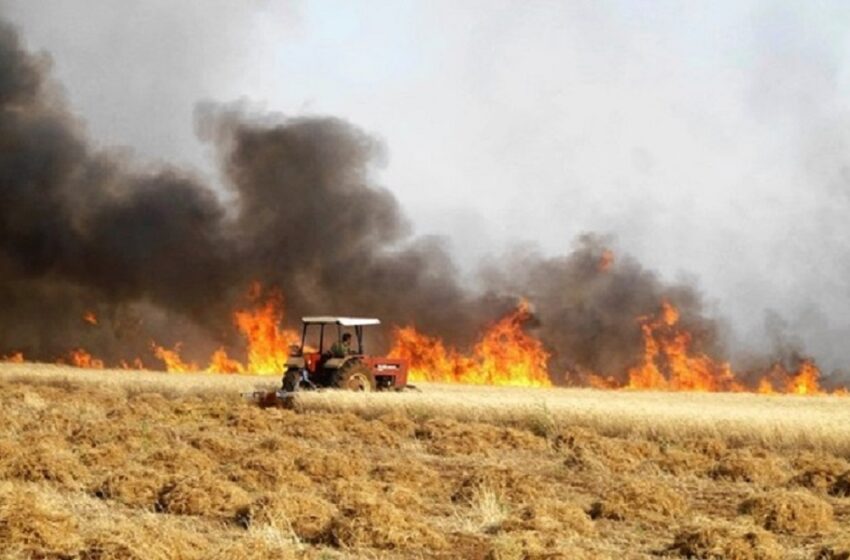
(2, 283, 841, 395)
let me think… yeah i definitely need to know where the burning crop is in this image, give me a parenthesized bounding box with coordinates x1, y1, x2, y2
(0, 287, 845, 395)
(149, 285, 300, 375)
(586, 300, 834, 394)
(2, 353, 23, 364)
(67, 349, 104, 370)
(231, 284, 300, 374)
(82, 312, 98, 326)
(389, 301, 551, 387)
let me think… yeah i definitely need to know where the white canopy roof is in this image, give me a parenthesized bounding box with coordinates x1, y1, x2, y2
(301, 316, 381, 326)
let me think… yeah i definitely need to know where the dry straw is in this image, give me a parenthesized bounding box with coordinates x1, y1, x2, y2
(2, 362, 850, 557)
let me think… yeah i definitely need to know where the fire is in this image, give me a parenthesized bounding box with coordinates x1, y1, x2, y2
(598, 249, 614, 272)
(2, 280, 842, 395)
(389, 327, 469, 383)
(152, 343, 198, 373)
(389, 301, 551, 387)
(585, 301, 834, 395)
(120, 358, 145, 370)
(756, 359, 823, 395)
(207, 347, 244, 374)
(149, 284, 298, 375)
(788, 360, 823, 395)
(625, 301, 742, 392)
(69, 348, 104, 369)
(2, 352, 24, 363)
(233, 283, 299, 374)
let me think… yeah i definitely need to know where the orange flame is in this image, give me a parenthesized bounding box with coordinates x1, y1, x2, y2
(5, 280, 842, 396)
(69, 348, 104, 369)
(149, 284, 297, 375)
(2, 352, 24, 363)
(119, 358, 145, 370)
(232, 283, 299, 374)
(152, 343, 198, 373)
(787, 360, 823, 395)
(625, 301, 742, 392)
(598, 249, 615, 272)
(757, 359, 823, 395)
(585, 301, 834, 395)
(389, 301, 551, 387)
(207, 347, 244, 374)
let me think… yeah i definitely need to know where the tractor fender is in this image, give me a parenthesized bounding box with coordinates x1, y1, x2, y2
(324, 357, 357, 369)
(285, 356, 306, 369)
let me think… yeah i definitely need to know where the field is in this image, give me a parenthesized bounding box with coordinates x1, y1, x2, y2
(1, 363, 849, 559)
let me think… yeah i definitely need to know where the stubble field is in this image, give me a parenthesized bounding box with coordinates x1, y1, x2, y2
(1, 363, 849, 559)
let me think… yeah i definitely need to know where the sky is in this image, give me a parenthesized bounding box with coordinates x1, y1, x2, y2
(3, 0, 850, 371)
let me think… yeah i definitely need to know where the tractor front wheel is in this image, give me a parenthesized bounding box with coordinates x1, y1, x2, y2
(334, 362, 375, 392)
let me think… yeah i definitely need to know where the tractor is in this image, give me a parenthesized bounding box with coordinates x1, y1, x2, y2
(278, 316, 409, 394)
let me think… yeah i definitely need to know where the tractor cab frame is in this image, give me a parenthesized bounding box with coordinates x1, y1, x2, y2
(297, 316, 379, 357)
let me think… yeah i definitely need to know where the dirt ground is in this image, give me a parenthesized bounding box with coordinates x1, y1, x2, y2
(0, 365, 848, 559)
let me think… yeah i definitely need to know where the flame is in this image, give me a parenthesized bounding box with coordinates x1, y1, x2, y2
(2, 352, 24, 363)
(120, 358, 145, 370)
(232, 283, 299, 374)
(626, 301, 743, 392)
(3, 279, 843, 396)
(757, 359, 823, 395)
(389, 327, 470, 383)
(588, 301, 833, 395)
(389, 301, 551, 387)
(69, 348, 104, 369)
(207, 347, 244, 374)
(149, 284, 297, 375)
(787, 360, 823, 395)
(152, 343, 198, 373)
(598, 249, 614, 272)
(757, 377, 774, 395)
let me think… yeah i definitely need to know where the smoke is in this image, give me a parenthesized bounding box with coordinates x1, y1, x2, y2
(0, 14, 825, 385)
(483, 234, 723, 383)
(0, 20, 237, 361)
(198, 104, 509, 348)
(0, 20, 508, 364)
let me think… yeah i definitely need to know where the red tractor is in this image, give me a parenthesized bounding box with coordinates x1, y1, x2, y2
(279, 316, 409, 394)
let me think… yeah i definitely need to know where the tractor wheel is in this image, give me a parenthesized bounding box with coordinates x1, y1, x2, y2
(282, 368, 303, 393)
(334, 362, 375, 392)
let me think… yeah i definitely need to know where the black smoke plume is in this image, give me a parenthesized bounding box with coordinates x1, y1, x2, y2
(0, 20, 508, 366)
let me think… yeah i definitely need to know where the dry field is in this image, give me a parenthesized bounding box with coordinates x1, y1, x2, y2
(1, 363, 849, 559)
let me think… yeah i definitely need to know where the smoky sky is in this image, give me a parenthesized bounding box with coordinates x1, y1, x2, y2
(0, 17, 513, 366)
(1, 2, 849, 381)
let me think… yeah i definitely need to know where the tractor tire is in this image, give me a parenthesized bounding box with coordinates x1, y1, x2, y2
(334, 362, 375, 392)
(282, 368, 303, 393)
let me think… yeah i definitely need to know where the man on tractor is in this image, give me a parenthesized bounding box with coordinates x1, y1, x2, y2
(331, 332, 354, 357)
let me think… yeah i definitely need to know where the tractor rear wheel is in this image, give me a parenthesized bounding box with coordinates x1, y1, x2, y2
(282, 368, 303, 393)
(334, 362, 375, 391)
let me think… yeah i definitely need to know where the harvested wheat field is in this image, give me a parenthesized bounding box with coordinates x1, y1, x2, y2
(1, 363, 849, 559)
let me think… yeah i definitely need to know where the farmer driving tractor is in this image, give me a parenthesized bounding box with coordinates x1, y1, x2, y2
(331, 332, 354, 357)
